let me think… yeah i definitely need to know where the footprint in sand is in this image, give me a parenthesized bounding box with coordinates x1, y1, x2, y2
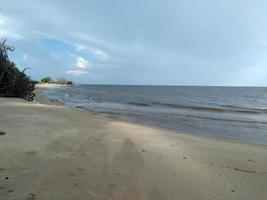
(66, 172, 76, 177)
(76, 168, 84, 172)
(24, 193, 36, 200)
(0, 185, 14, 196)
(25, 151, 37, 156)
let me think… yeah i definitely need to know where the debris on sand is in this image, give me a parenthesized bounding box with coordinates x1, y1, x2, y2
(0, 131, 5, 135)
(234, 168, 256, 174)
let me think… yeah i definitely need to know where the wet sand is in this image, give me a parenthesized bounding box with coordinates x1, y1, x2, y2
(0, 97, 267, 200)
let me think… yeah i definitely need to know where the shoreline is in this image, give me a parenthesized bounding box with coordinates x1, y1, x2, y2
(34, 87, 64, 106)
(0, 96, 267, 199)
(35, 83, 73, 88)
(35, 87, 267, 146)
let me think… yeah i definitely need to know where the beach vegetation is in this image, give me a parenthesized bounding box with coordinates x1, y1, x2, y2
(40, 76, 73, 85)
(54, 77, 73, 85)
(0, 39, 35, 101)
(40, 76, 52, 84)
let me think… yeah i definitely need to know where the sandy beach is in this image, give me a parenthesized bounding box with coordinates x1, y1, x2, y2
(0, 97, 267, 200)
(35, 83, 71, 88)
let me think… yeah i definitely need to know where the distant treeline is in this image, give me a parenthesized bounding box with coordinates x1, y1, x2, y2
(0, 39, 35, 101)
(40, 76, 73, 85)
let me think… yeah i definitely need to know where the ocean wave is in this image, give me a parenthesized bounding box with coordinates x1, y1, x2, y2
(181, 114, 267, 125)
(128, 101, 152, 107)
(162, 103, 267, 114)
(127, 101, 267, 114)
(78, 107, 267, 125)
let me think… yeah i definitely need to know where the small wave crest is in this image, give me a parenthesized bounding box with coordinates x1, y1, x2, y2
(128, 101, 267, 114)
(128, 101, 152, 107)
(161, 103, 267, 114)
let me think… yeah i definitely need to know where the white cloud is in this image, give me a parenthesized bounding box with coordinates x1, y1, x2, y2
(0, 18, 6, 26)
(0, 14, 24, 40)
(67, 57, 90, 76)
(67, 69, 88, 76)
(75, 44, 110, 62)
(76, 57, 90, 69)
(72, 32, 113, 49)
(23, 54, 28, 60)
(75, 44, 87, 51)
(0, 30, 23, 40)
(90, 49, 110, 62)
(29, 31, 111, 62)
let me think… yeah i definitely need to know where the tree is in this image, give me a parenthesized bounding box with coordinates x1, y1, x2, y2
(41, 76, 52, 83)
(0, 39, 35, 101)
(55, 77, 68, 85)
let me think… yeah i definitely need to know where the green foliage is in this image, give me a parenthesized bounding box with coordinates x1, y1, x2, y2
(0, 39, 35, 100)
(40, 76, 52, 83)
(56, 77, 73, 85)
(55, 77, 68, 85)
(41, 76, 73, 85)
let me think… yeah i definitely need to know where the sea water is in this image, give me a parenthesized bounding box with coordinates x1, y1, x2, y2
(43, 85, 267, 145)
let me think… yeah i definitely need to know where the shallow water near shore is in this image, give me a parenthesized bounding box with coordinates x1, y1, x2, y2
(42, 85, 267, 145)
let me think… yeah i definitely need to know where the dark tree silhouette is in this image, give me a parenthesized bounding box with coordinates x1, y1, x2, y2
(0, 39, 35, 101)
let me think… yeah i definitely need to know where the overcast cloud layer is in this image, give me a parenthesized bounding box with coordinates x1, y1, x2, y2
(0, 0, 267, 85)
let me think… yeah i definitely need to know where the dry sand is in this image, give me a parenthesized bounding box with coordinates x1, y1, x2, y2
(35, 83, 69, 88)
(0, 97, 267, 200)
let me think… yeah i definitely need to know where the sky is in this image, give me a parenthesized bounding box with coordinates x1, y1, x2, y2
(0, 0, 267, 86)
